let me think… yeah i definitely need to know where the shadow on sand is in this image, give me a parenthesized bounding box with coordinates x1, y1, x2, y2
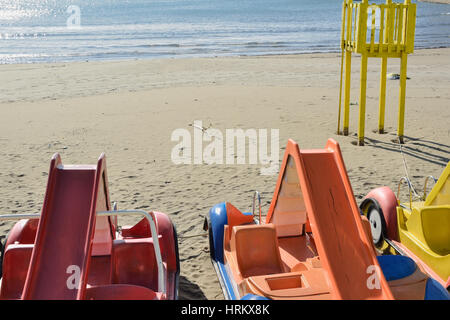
(178, 275, 208, 300)
(362, 135, 449, 167)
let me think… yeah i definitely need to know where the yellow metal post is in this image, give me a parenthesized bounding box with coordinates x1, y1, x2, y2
(358, 54, 368, 146)
(337, 1, 347, 134)
(343, 50, 352, 136)
(357, 1, 368, 145)
(378, 56, 387, 133)
(337, 51, 345, 135)
(343, 0, 353, 136)
(398, 51, 407, 143)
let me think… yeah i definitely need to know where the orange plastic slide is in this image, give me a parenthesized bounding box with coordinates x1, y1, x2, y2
(266, 139, 394, 299)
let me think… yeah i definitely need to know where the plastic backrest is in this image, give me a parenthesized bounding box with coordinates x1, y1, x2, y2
(111, 239, 158, 291)
(0, 244, 33, 300)
(5, 219, 39, 247)
(226, 202, 254, 240)
(121, 218, 151, 238)
(421, 206, 450, 256)
(425, 162, 450, 206)
(87, 256, 112, 286)
(231, 224, 283, 278)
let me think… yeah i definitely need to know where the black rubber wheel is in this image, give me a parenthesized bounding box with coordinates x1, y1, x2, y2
(0, 240, 3, 279)
(172, 223, 180, 300)
(207, 219, 215, 261)
(0, 233, 9, 279)
(360, 198, 387, 247)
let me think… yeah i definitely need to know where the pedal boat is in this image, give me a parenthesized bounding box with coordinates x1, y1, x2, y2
(206, 139, 449, 300)
(0, 153, 180, 300)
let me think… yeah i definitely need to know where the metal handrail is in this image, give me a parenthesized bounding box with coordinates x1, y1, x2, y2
(0, 209, 166, 296)
(252, 191, 262, 224)
(0, 213, 40, 220)
(97, 210, 165, 295)
(422, 175, 436, 201)
(397, 176, 413, 209)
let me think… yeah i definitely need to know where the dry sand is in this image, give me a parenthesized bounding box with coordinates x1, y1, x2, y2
(0, 48, 449, 299)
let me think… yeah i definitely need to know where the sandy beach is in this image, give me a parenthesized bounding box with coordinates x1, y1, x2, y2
(0, 48, 449, 299)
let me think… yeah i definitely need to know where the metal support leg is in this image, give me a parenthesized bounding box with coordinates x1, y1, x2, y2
(343, 50, 352, 136)
(358, 54, 368, 146)
(378, 56, 387, 133)
(398, 52, 407, 144)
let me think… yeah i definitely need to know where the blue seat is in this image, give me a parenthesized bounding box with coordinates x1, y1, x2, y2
(377, 255, 416, 281)
(378, 255, 449, 300)
(424, 278, 450, 300)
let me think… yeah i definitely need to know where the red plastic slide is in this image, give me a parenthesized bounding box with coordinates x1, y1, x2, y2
(22, 154, 109, 299)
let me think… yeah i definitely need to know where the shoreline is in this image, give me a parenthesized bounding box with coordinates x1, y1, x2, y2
(1, 45, 450, 68)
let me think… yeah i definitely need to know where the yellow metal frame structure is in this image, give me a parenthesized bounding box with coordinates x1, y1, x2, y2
(337, 0, 416, 146)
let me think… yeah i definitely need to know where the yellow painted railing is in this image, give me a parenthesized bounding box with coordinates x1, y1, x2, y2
(337, 0, 416, 146)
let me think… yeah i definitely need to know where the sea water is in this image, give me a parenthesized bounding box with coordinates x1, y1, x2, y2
(0, 0, 449, 64)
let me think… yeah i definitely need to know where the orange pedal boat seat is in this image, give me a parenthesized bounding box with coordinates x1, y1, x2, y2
(230, 224, 284, 278)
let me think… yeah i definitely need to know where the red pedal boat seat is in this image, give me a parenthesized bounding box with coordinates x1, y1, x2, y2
(85, 284, 157, 300)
